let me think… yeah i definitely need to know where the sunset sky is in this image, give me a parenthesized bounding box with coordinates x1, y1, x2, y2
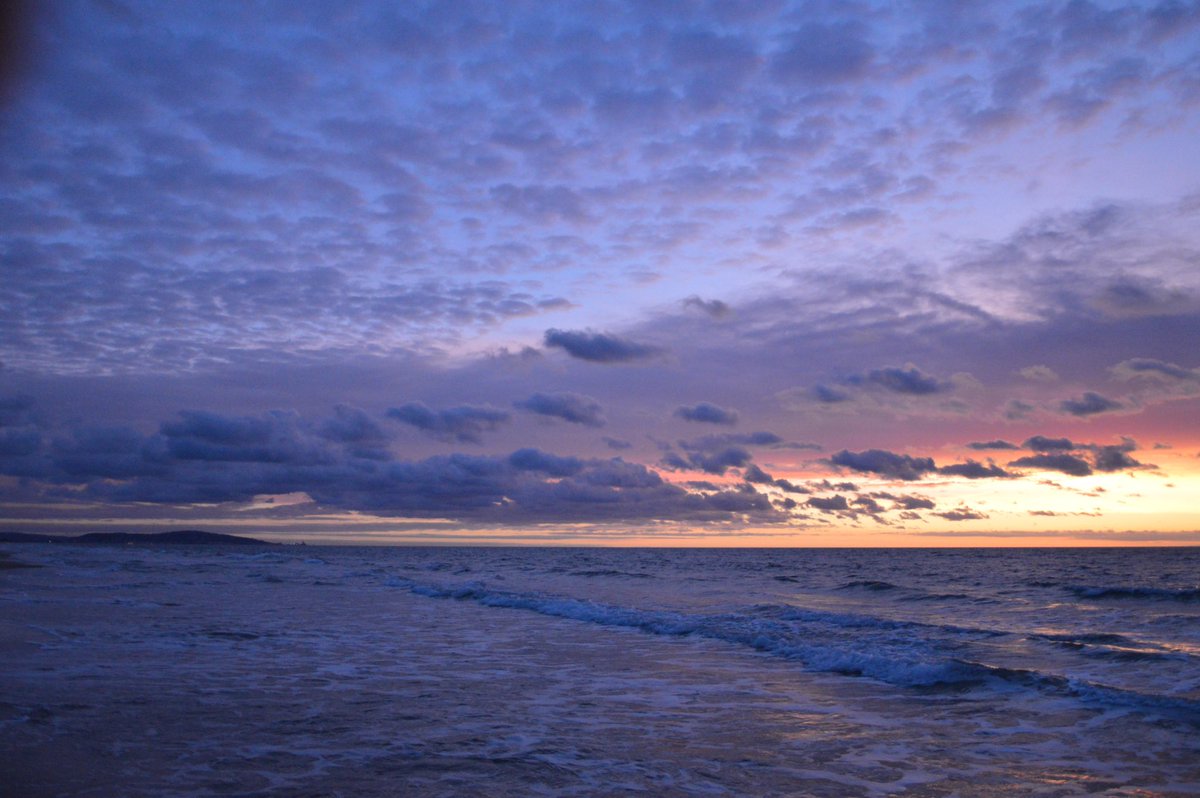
(1, 0, 1198, 545)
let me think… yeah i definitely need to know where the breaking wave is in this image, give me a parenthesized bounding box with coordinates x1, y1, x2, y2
(397, 578, 1200, 724)
(1068, 585, 1200, 602)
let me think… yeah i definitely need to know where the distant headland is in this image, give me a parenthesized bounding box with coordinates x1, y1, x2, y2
(0, 530, 274, 546)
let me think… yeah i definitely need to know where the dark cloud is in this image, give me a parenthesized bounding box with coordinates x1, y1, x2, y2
(311, 450, 782, 524)
(1093, 443, 1145, 472)
(938, 460, 1012, 479)
(887, 494, 935, 511)
(811, 384, 851, 403)
(674, 445, 752, 476)
(508, 448, 584, 477)
(682, 296, 731, 318)
(807, 494, 850, 512)
(1111, 357, 1198, 382)
(1009, 453, 1094, 477)
(777, 440, 824, 451)
(794, 365, 956, 412)
(161, 410, 331, 465)
(1014, 435, 1145, 474)
(848, 366, 950, 395)
(543, 329, 661, 363)
(0, 395, 41, 459)
(0, 408, 783, 525)
(737, 464, 811, 495)
(1059, 391, 1123, 416)
(674, 402, 738, 426)
(934, 508, 988, 521)
(742, 463, 774, 484)
(1023, 435, 1080, 452)
(966, 440, 1018, 450)
(1004, 400, 1036, 420)
(852, 496, 885, 514)
(0, 396, 37, 427)
(160, 410, 277, 447)
(829, 449, 937, 481)
(51, 426, 169, 479)
(683, 432, 784, 450)
(663, 431, 784, 475)
(602, 437, 632, 450)
(515, 392, 605, 427)
(0, 426, 40, 457)
(1110, 358, 1200, 404)
(1092, 275, 1192, 317)
(318, 404, 387, 448)
(386, 403, 510, 444)
(808, 480, 860, 493)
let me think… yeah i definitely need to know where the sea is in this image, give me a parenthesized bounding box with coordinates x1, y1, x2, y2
(2, 544, 1198, 797)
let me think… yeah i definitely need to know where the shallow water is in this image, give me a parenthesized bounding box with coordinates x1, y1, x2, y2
(2, 545, 1198, 796)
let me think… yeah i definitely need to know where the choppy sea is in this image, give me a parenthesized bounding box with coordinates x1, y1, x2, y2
(2, 544, 1198, 796)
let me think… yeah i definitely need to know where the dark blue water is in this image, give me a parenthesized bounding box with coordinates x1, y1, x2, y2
(3, 545, 1198, 795)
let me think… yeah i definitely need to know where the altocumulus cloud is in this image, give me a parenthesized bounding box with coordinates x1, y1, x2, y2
(1, 2, 1198, 537)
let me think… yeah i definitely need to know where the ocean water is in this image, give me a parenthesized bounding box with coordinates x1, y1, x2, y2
(1, 545, 1198, 796)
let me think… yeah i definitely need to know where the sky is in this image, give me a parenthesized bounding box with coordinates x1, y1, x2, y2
(1, 0, 1199, 545)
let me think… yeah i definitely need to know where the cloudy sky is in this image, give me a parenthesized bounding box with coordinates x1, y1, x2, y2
(2, 0, 1199, 545)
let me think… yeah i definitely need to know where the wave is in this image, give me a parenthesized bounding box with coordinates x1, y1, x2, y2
(899, 592, 1000, 604)
(837, 580, 899, 591)
(1033, 631, 1134, 645)
(1029, 631, 1194, 663)
(951, 661, 1200, 721)
(836, 579, 995, 605)
(1068, 585, 1200, 602)
(569, 569, 654, 579)
(394, 578, 1200, 723)
(751, 603, 1007, 638)
(406, 580, 977, 686)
